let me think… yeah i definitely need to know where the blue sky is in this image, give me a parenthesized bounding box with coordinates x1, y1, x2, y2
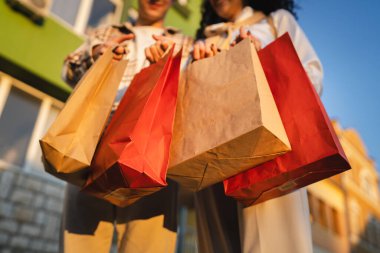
(297, 0, 380, 168)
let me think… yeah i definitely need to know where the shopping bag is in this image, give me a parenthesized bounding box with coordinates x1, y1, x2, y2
(224, 33, 351, 206)
(83, 47, 181, 207)
(168, 38, 291, 191)
(40, 48, 128, 186)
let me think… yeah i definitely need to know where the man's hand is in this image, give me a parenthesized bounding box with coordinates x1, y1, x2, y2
(231, 27, 262, 51)
(92, 34, 135, 61)
(192, 41, 218, 61)
(145, 34, 174, 64)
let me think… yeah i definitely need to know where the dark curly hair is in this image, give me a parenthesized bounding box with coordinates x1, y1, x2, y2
(196, 0, 298, 39)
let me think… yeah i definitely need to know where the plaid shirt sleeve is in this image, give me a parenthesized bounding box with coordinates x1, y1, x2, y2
(62, 25, 122, 87)
(62, 24, 194, 88)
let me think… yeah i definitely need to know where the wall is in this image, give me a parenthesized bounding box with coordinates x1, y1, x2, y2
(0, 1, 82, 101)
(0, 169, 65, 253)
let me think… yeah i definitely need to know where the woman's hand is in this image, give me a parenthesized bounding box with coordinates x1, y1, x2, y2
(192, 41, 218, 61)
(92, 34, 135, 61)
(145, 34, 174, 64)
(231, 27, 262, 51)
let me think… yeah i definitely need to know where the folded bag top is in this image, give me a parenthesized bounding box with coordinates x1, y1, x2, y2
(168, 38, 291, 191)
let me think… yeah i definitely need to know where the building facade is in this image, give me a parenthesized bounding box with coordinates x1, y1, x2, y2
(308, 121, 380, 253)
(0, 1, 200, 252)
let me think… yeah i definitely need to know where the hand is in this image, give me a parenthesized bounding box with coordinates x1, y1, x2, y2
(192, 41, 218, 61)
(92, 34, 135, 61)
(145, 34, 175, 64)
(231, 27, 262, 51)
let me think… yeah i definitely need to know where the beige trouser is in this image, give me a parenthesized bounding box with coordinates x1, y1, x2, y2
(240, 188, 313, 253)
(195, 184, 313, 253)
(61, 183, 178, 253)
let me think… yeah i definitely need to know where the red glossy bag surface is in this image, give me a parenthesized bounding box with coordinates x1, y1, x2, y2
(83, 47, 181, 207)
(224, 34, 350, 206)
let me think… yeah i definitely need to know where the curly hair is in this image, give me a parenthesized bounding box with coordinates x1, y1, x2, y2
(196, 0, 298, 39)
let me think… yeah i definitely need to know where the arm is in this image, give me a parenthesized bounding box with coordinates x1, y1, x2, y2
(62, 26, 133, 87)
(62, 26, 110, 87)
(271, 9, 324, 95)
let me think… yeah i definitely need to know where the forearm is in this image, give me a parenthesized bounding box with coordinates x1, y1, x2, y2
(62, 25, 115, 87)
(62, 48, 94, 88)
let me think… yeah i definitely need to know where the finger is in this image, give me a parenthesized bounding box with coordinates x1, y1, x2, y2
(254, 39, 262, 51)
(205, 48, 213, 58)
(199, 41, 206, 59)
(113, 46, 126, 55)
(240, 26, 248, 37)
(150, 45, 161, 63)
(113, 34, 135, 44)
(161, 41, 170, 51)
(230, 41, 236, 47)
(145, 47, 155, 63)
(248, 34, 262, 51)
(113, 53, 124, 61)
(211, 44, 218, 55)
(155, 41, 165, 56)
(152, 34, 166, 42)
(193, 43, 200, 60)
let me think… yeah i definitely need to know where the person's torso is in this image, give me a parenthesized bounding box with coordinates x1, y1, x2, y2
(106, 24, 192, 111)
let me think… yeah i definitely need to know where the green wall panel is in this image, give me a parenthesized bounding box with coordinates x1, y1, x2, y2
(0, 1, 83, 99)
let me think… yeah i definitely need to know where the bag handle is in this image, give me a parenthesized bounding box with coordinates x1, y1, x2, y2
(266, 15, 278, 39)
(236, 11, 278, 39)
(205, 11, 277, 50)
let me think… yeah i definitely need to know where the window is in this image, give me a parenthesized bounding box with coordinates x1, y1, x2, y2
(50, 0, 123, 34)
(360, 169, 377, 200)
(87, 0, 117, 30)
(50, 0, 82, 26)
(0, 73, 63, 171)
(0, 86, 40, 167)
(331, 208, 341, 235)
(25, 105, 60, 171)
(363, 218, 378, 246)
(349, 200, 361, 243)
(317, 199, 328, 228)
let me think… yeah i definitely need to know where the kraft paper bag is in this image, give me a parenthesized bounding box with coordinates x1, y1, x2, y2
(40, 48, 128, 186)
(83, 47, 181, 207)
(168, 38, 291, 191)
(224, 34, 351, 206)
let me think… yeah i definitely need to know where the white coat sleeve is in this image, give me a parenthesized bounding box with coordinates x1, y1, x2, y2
(271, 9, 324, 95)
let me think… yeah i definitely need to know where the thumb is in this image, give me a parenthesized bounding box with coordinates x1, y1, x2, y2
(113, 34, 135, 44)
(152, 34, 166, 42)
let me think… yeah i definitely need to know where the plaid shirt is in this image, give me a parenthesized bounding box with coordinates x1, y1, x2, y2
(63, 22, 193, 88)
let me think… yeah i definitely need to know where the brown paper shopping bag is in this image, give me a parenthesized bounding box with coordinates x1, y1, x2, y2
(40, 48, 128, 186)
(83, 48, 181, 207)
(168, 38, 291, 191)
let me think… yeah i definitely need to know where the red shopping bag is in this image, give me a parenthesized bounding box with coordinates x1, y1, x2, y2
(224, 33, 350, 206)
(83, 47, 181, 207)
